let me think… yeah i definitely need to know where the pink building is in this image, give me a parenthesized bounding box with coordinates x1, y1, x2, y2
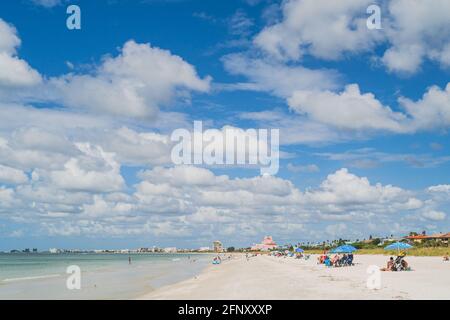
(251, 236, 277, 251)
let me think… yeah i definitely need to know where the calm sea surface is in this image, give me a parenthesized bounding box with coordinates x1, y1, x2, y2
(0, 253, 211, 299)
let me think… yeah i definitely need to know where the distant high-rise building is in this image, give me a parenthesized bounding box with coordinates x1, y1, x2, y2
(213, 240, 223, 253)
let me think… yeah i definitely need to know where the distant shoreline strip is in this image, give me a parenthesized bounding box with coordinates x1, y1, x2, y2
(2, 274, 61, 283)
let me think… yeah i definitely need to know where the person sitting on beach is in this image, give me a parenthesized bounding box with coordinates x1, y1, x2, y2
(347, 253, 354, 266)
(317, 250, 326, 263)
(317, 254, 327, 264)
(443, 253, 449, 261)
(213, 256, 222, 265)
(401, 258, 409, 270)
(381, 257, 395, 271)
(331, 254, 340, 267)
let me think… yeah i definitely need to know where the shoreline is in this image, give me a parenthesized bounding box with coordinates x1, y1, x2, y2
(139, 254, 450, 300)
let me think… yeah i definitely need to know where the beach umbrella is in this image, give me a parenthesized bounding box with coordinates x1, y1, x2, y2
(329, 247, 339, 253)
(341, 244, 358, 252)
(330, 245, 357, 253)
(295, 247, 304, 253)
(384, 242, 412, 255)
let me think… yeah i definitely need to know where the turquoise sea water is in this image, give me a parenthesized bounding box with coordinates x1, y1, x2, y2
(0, 253, 211, 299)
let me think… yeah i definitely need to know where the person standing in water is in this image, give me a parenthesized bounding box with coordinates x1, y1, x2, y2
(128, 256, 132, 265)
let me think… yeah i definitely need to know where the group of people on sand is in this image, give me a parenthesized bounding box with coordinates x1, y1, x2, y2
(317, 251, 354, 267)
(271, 252, 284, 258)
(245, 253, 258, 261)
(212, 255, 222, 265)
(380, 253, 410, 271)
(380, 251, 450, 271)
(295, 253, 310, 260)
(269, 251, 310, 260)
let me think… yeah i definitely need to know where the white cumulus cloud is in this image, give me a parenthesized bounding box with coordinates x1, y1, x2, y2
(0, 19, 42, 88)
(0, 164, 28, 185)
(422, 210, 447, 221)
(288, 84, 407, 132)
(254, 0, 381, 61)
(47, 40, 211, 119)
(50, 143, 125, 193)
(382, 0, 450, 74)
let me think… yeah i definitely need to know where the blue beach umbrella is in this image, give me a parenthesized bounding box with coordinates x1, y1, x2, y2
(384, 242, 412, 254)
(330, 245, 357, 254)
(329, 247, 339, 253)
(295, 247, 304, 253)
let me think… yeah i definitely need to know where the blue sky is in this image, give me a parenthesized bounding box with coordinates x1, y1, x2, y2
(0, 0, 449, 250)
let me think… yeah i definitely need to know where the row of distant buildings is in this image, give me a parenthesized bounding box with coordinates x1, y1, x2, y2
(248, 231, 450, 252)
(214, 238, 279, 252)
(4, 238, 275, 254)
(404, 232, 450, 244)
(7, 232, 446, 255)
(137, 242, 226, 253)
(356, 232, 450, 246)
(5, 241, 228, 254)
(9, 248, 38, 253)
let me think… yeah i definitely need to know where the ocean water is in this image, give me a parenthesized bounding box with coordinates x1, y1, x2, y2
(0, 253, 212, 299)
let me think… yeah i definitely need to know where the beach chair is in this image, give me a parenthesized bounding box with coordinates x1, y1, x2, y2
(393, 256, 406, 271)
(346, 254, 353, 266)
(333, 256, 343, 267)
(340, 254, 353, 266)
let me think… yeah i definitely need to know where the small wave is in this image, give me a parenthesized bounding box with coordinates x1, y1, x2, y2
(2, 274, 61, 283)
(171, 258, 180, 262)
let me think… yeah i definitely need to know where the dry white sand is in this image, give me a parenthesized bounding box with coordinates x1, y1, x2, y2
(139, 254, 450, 300)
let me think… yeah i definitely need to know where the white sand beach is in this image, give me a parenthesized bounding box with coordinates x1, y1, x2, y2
(139, 254, 450, 300)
